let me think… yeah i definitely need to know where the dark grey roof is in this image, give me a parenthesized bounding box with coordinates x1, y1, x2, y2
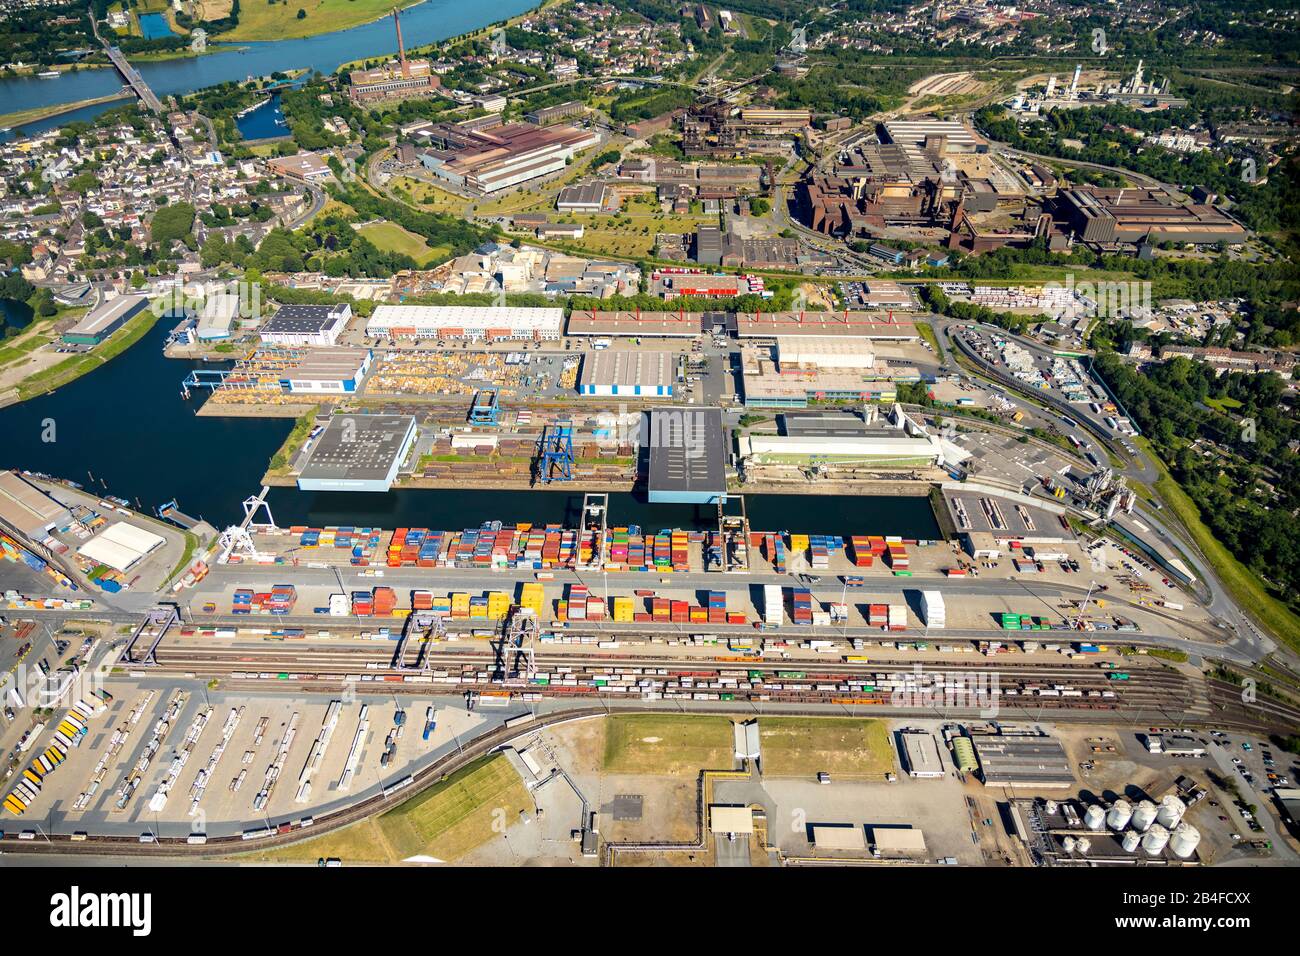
(299, 415, 415, 482)
(647, 407, 726, 496)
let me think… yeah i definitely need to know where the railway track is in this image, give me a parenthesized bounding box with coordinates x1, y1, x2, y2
(132, 638, 1218, 721)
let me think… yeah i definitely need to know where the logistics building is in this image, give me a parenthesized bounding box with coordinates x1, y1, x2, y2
(0, 471, 72, 540)
(735, 312, 919, 341)
(646, 407, 726, 504)
(566, 310, 711, 338)
(578, 350, 677, 398)
(297, 414, 418, 493)
(258, 304, 352, 347)
(61, 294, 149, 346)
(900, 731, 945, 778)
(366, 305, 564, 342)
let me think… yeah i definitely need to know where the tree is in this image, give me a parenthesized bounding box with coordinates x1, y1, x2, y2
(296, 7, 305, 18)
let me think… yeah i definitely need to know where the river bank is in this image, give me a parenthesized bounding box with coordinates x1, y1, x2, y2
(0, 92, 130, 129)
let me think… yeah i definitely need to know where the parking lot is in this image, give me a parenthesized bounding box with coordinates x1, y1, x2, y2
(2, 682, 493, 840)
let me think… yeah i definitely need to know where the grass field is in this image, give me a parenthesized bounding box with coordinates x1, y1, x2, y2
(758, 717, 895, 777)
(602, 714, 734, 775)
(377, 754, 531, 860)
(1139, 436, 1300, 653)
(1204, 396, 1244, 413)
(357, 221, 447, 266)
(216, 0, 419, 42)
(248, 754, 530, 864)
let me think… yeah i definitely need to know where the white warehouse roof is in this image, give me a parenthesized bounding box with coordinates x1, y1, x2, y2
(367, 305, 564, 336)
(77, 521, 165, 573)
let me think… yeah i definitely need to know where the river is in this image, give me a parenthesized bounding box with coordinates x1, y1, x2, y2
(0, 320, 940, 538)
(2, 0, 538, 136)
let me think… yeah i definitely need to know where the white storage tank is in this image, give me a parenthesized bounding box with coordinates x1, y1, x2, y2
(1157, 795, 1186, 829)
(1132, 800, 1158, 832)
(1170, 823, 1201, 859)
(1062, 835, 1076, 853)
(1075, 837, 1091, 855)
(1106, 799, 1132, 831)
(1121, 830, 1141, 853)
(1044, 799, 1059, 816)
(1084, 804, 1106, 830)
(1142, 823, 1170, 856)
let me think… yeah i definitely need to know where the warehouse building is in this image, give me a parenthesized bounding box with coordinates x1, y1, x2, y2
(736, 311, 919, 341)
(525, 100, 586, 125)
(900, 731, 946, 778)
(279, 348, 373, 394)
(871, 827, 928, 857)
(0, 471, 72, 541)
(659, 273, 754, 299)
(258, 304, 352, 347)
(646, 407, 726, 504)
(297, 414, 418, 493)
(556, 182, 616, 214)
(741, 432, 944, 467)
(811, 825, 867, 853)
(969, 730, 1074, 789)
(775, 337, 879, 370)
(366, 305, 564, 342)
(61, 294, 149, 346)
(567, 310, 709, 338)
(196, 292, 241, 342)
(77, 521, 165, 574)
(578, 350, 677, 398)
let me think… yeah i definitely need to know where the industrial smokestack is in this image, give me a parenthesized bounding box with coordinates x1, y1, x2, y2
(393, 8, 410, 78)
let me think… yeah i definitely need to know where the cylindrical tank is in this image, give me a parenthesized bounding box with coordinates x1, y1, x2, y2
(1157, 795, 1186, 829)
(1121, 830, 1141, 853)
(1142, 823, 1170, 856)
(1075, 837, 1091, 855)
(1132, 800, 1158, 832)
(1062, 835, 1076, 853)
(1044, 800, 1059, 815)
(1170, 823, 1201, 859)
(1084, 804, 1106, 830)
(1106, 799, 1132, 831)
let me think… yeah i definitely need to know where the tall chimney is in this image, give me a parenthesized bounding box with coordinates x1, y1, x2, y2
(393, 8, 410, 78)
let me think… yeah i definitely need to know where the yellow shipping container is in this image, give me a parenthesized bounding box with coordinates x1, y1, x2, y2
(789, 534, 809, 553)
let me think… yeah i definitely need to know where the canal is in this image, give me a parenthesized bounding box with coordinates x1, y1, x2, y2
(0, 321, 940, 538)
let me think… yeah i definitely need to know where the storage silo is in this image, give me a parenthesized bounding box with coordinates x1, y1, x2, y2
(1121, 830, 1141, 853)
(1062, 835, 1076, 853)
(1157, 795, 1186, 830)
(1044, 800, 1059, 816)
(1142, 823, 1170, 856)
(1084, 804, 1106, 830)
(1132, 800, 1158, 832)
(1106, 799, 1132, 831)
(1075, 837, 1091, 855)
(1170, 823, 1201, 859)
